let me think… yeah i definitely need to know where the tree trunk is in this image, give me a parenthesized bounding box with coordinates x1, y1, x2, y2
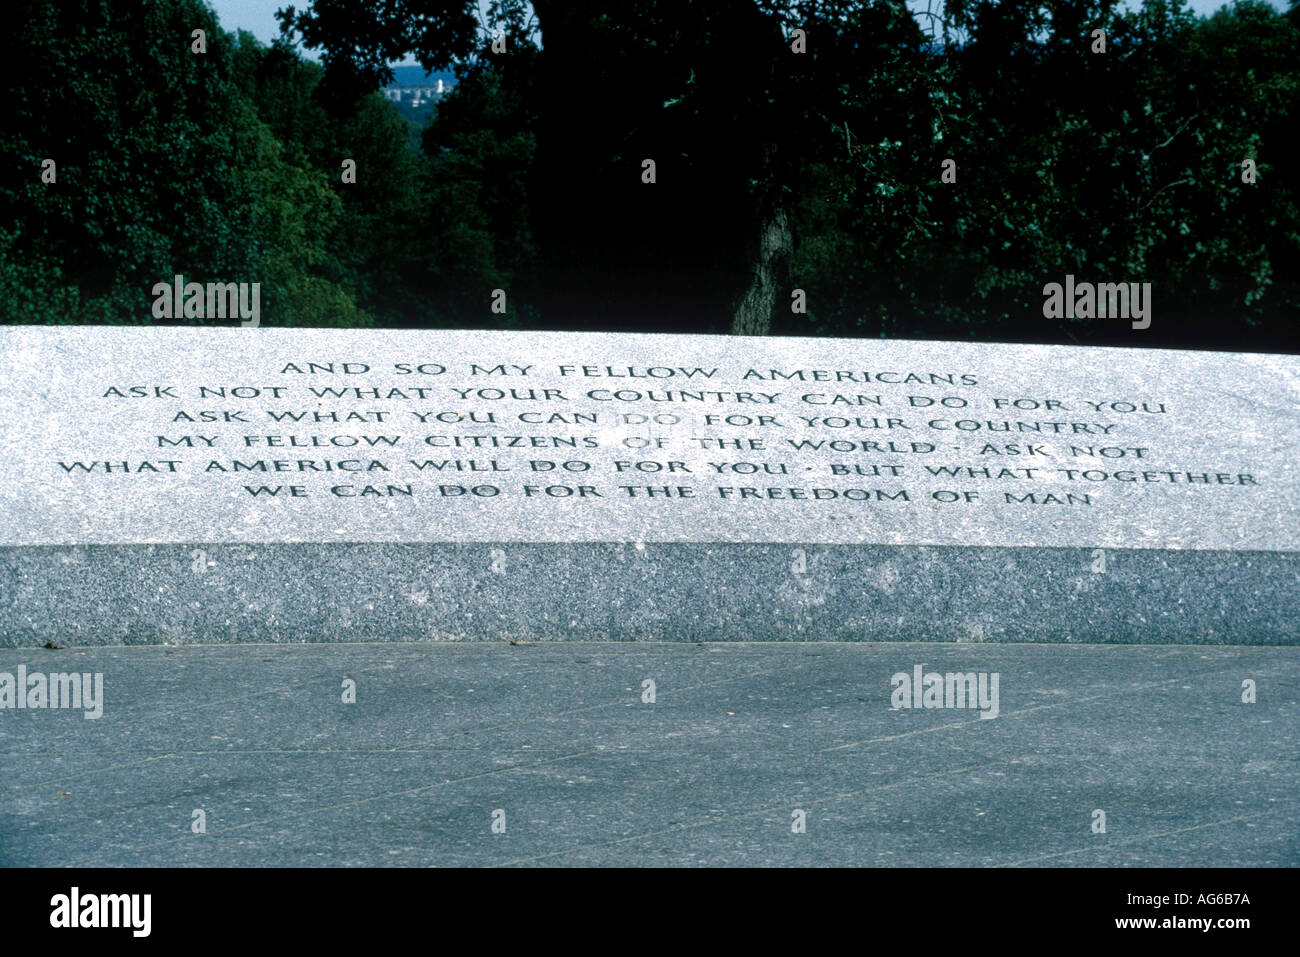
(729, 206, 792, 336)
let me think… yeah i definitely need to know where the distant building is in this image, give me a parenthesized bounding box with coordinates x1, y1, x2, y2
(382, 77, 454, 105)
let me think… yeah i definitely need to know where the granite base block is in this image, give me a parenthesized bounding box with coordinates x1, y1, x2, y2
(2, 543, 1295, 646)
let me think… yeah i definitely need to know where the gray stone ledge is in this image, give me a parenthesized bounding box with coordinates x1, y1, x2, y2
(2, 543, 1295, 646)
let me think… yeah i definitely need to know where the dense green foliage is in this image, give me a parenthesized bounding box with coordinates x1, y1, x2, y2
(0, 1, 371, 325)
(1, 0, 1295, 349)
(779, 0, 1300, 348)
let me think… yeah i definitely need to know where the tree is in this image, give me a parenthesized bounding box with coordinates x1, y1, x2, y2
(0, 1, 374, 325)
(276, 0, 478, 111)
(0, 0, 259, 320)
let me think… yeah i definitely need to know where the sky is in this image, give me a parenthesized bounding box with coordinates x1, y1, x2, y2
(207, 0, 1279, 59)
(208, 0, 289, 46)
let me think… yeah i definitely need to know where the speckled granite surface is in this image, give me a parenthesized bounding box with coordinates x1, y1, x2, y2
(1, 326, 1295, 644)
